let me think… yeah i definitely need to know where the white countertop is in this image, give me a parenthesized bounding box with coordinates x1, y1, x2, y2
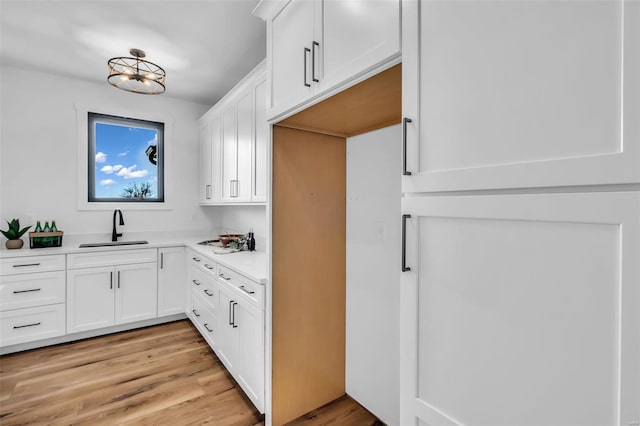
(0, 232, 267, 284)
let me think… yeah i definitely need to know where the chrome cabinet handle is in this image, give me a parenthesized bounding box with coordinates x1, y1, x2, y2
(13, 288, 41, 294)
(204, 289, 213, 297)
(239, 285, 255, 295)
(403, 117, 412, 176)
(13, 263, 40, 268)
(204, 323, 213, 333)
(219, 273, 231, 281)
(192, 257, 201, 262)
(228, 300, 233, 325)
(204, 264, 214, 270)
(304, 47, 311, 87)
(192, 309, 200, 317)
(206, 184, 212, 199)
(13, 322, 41, 329)
(117, 270, 121, 288)
(402, 214, 411, 272)
(192, 279, 201, 286)
(110, 271, 113, 289)
(160, 252, 164, 269)
(312, 41, 319, 82)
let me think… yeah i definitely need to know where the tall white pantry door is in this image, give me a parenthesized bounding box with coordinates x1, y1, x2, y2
(400, 193, 639, 426)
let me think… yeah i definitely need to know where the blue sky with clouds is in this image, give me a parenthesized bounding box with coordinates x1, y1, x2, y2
(94, 123, 158, 199)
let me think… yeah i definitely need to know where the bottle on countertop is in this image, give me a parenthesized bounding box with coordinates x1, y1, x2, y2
(247, 228, 256, 252)
(51, 221, 57, 232)
(43, 221, 51, 232)
(35, 221, 42, 233)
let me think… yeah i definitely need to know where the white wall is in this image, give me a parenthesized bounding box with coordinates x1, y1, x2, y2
(346, 124, 401, 426)
(0, 65, 219, 237)
(210, 205, 267, 249)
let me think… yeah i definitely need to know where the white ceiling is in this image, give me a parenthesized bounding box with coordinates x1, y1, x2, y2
(0, 0, 266, 107)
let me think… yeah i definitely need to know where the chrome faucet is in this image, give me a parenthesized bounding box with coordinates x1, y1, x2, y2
(112, 209, 124, 242)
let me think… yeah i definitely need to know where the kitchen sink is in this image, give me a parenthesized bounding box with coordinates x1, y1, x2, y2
(79, 240, 149, 248)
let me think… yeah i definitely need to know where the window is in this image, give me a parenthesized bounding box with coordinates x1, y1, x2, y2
(88, 112, 164, 202)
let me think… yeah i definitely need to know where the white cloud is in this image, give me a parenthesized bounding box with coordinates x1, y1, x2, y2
(95, 152, 107, 163)
(100, 164, 124, 174)
(100, 179, 116, 186)
(117, 151, 129, 157)
(147, 134, 158, 146)
(117, 165, 149, 179)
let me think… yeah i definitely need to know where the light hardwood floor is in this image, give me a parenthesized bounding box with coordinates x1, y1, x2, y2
(0, 320, 380, 426)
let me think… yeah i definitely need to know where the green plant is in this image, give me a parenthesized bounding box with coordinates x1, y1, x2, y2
(1, 218, 31, 240)
(227, 236, 247, 250)
(121, 182, 153, 199)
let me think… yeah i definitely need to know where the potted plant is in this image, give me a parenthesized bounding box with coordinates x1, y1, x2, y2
(1, 218, 31, 249)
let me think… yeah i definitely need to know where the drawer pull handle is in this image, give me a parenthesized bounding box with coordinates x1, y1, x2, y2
(204, 289, 213, 297)
(239, 285, 255, 295)
(219, 273, 231, 281)
(232, 302, 238, 328)
(13, 288, 42, 294)
(204, 323, 213, 333)
(402, 214, 411, 272)
(303, 47, 311, 87)
(192, 309, 200, 317)
(403, 117, 412, 176)
(192, 257, 201, 262)
(13, 263, 41, 268)
(192, 279, 201, 286)
(312, 41, 320, 82)
(204, 264, 214, 270)
(13, 322, 41, 329)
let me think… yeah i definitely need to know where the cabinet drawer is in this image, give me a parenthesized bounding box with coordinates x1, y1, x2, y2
(0, 255, 65, 275)
(190, 267, 218, 311)
(67, 249, 157, 269)
(0, 271, 66, 311)
(191, 293, 216, 344)
(217, 265, 263, 309)
(0, 304, 66, 347)
(189, 252, 217, 275)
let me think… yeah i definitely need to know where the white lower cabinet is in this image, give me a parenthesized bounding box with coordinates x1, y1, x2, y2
(400, 192, 640, 426)
(0, 254, 66, 348)
(67, 250, 158, 334)
(158, 247, 186, 317)
(186, 251, 265, 413)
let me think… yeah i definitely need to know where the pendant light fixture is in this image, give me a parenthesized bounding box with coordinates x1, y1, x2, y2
(107, 48, 166, 95)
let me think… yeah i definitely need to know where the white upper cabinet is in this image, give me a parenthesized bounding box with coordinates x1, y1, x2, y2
(198, 115, 222, 204)
(270, 0, 315, 118)
(402, 0, 640, 193)
(259, 0, 401, 120)
(198, 120, 212, 204)
(253, 78, 268, 202)
(198, 61, 267, 205)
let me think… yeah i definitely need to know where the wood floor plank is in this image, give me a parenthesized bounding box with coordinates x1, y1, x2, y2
(0, 319, 380, 426)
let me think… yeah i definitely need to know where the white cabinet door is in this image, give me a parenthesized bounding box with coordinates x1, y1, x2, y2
(253, 76, 268, 203)
(217, 285, 239, 371)
(221, 103, 237, 202)
(402, 0, 640, 192)
(236, 88, 253, 202)
(269, 0, 315, 118)
(210, 115, 222, 203)
(400, 192, 640, 426)
(198, 119, 212, 204)
(157, 247, 186, 317)
(319, 0, 400, 93)
(115, 263, 157, 325)
(67, 266, 115, 333)
(236, 299, 265, 412)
